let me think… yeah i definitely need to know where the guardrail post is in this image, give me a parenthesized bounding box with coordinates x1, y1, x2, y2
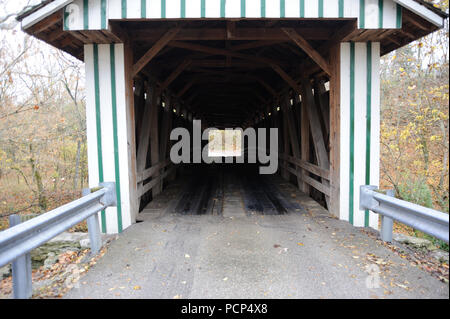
(380, 190, 395, 242)
(9, 214, 32, 299)
(83, 188, 102, 254)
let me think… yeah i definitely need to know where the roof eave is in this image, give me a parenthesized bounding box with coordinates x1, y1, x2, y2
(17, 0, 72, 30)
(394, 0, 447, 27)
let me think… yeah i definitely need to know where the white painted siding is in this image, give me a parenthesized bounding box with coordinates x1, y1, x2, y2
(64, 0, 402, 30)
(84, 43, 134, 234)
(340, 42, 380, 229)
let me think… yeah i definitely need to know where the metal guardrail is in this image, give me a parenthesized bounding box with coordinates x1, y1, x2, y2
(360, 185, 449, 244)
(0, 182, 117, 299)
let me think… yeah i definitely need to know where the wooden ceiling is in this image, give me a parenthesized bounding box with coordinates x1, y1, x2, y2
(23, 9, 441, 127)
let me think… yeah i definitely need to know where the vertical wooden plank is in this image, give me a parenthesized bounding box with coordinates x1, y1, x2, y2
(314, 78, 330, 138)
(300, 92, 310, 194)
(281, 94, 302, 187)
(282, 105, 291, 180)
(159, 95, 173, 189)
(301, 78, 331, 209)
(134, 79, 145, 148)
(329, 43, 340, 218)
(149, 82, 161, 196)
(136, 82, 153, 173)
(123, 41, 139, 224)
(167, 102, 178, 182)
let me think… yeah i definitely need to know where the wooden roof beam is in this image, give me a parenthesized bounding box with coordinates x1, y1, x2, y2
(281, 28, 331, 76)
(177, 78, 198, 98)
(229, 40, 286, 51)
(159, 58, 192, 92)
(133, 27, 182, 76)
(131, 27, 332, 41)
(270, 64, 302, 95)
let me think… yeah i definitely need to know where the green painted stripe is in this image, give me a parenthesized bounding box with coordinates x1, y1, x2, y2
(280, 0, 285, 18)
(241, 0, 246, 18)
(349, 42, 355, 225)
(300, 0, 304, 18)
(83, 0, 89, 29)
(318, 0, 323, 18)
(63, 7, 69, 30)
(359, 0, 365, 28)
(121, 0, 127, 19)
(181, 0, 186, 18)
(365, 42, 372, 227)
(261, 0, 265, 18)
(161, 0, 166, 18)
(93, 44, 106, 233)
(396, 4, 402, 28)
(101, 0, 107, 29)
(378, 0, 383, 28)
(110, 45, 123, 233)
(220, 0, 225, 17)
(338, 0, 344, 18)
(141, 0, 147, 18)
(201, 0, 205, 18)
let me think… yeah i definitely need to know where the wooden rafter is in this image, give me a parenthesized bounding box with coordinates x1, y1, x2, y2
(281, 28, 331, 76)
(159, 58, 192, 92)
(133, 27, 181, 76)
(270, 63, 302, 95)
(177, 78, 197, 97)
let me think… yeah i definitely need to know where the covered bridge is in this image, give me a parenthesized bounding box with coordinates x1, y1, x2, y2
(17, 0, 447, 234)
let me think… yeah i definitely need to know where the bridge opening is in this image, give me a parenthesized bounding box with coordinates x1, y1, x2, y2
(128, 19, 345, 218)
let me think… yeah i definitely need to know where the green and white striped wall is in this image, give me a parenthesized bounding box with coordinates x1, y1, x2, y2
(63, 0, 402, 30)
(340, 42, 380, 229)
(84, 43, 133, 234)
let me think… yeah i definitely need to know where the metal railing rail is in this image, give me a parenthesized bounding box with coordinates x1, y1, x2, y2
(0, 182, 117, 299)
(360, 185, 449, 243)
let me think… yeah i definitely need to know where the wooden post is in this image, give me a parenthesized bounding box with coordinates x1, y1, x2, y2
(134, 79, 145, 147)
(300, 94, 310, 194)
(149, 82, 161, 196)
(282, 105, 290, 181)
(159, 95, 173, 190)
(313, 78, 330, 139)
(328, 44, 340, 218)
(281, 94, 302, 187)
(136, 82, 153, 175)
(124, 42, 139, 225)
(301, 78, 331, 209)
(167, 102, 179, 182)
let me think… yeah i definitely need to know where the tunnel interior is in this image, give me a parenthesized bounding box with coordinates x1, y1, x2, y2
(128, 19, 347, 215)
